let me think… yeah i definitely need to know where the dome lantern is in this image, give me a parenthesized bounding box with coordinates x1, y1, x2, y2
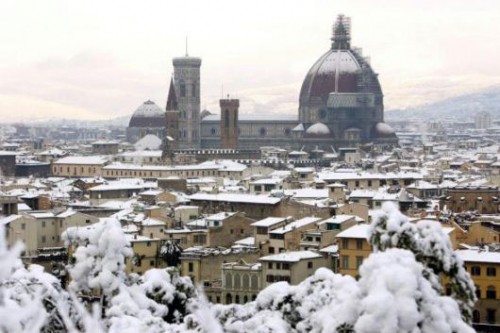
(331, 14, 351, 50)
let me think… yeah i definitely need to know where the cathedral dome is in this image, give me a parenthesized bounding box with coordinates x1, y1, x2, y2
(129, 100, 165, 128)
(298, 15, 383, 125)
(306, 122, 331, 135)
(372, 122, 396, 137)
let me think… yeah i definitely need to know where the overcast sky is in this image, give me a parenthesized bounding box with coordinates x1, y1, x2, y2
(1, 0, 499, 122)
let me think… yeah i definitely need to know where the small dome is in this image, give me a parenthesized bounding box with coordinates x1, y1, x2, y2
(373, 122, 396, 137)
(129, 100, 165, 127)
(306, 122, 331, 135)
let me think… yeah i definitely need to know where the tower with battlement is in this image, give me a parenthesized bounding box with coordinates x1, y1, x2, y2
(219, 98, 239, 149)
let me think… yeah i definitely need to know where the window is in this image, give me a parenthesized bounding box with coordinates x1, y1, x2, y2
(180, 82, 186, 97)
(150, 260, 155, 266)
(473, 310, 480, 323)
(475, 285, 481, 299)
(276, 263, 281, 270)
(487, 267, 496, 277)
(42, 236, 46, 243)
(368, 180, 372, 187)
(268, 247, 275, 254)
(355, 181, 360, 187)
(254, 185, 262, 192)
(188, 262, 194, 273)
(471, 266, 481, 276)
(487, 308, 496, 324)
(307, 261, 313, 269)
(268, 262, 273, 269)
(341, 238, 349, 249)
(146, 241, 151, 247)
(486, 286, 496, 299)
(259, 127, 267, 137)
(282, 263, 290, 270)
(356, 256, 363, 269)
(356, 239, 363, 250)
(341, 255, 349, 270)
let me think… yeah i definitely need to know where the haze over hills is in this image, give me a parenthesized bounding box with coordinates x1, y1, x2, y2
(386, 85, 500, 122)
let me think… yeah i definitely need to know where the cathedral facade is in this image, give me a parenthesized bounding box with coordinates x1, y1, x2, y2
(131, 15, 398, 151)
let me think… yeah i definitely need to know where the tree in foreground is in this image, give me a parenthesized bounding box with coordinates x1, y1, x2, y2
(369, 202, 477, 323)
(0, 204, 477, 333)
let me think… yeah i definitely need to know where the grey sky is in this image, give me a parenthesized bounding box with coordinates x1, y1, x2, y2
(1, 0, 499, 122)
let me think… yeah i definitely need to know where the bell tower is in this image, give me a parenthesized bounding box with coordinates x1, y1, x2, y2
(219, 98, 239, 149)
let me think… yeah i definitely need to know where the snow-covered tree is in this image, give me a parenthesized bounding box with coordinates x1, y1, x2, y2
(63, 218, 133, 297)
(369, 203, 477, 323)
(355, 248, 474, 333)
(160, 240, 183, 267)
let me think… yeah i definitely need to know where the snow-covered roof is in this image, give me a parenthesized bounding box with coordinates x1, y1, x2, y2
(234, 237, 255, 246)
(251, 217, 288, 227)
(0, 214, 22, 225)
(319, 214, 354, 225)
(336, 224, 370, 239)
(285, 188, 328, 199)
(188, 193, 281, 205)
(140, 217, 166, 226)
(306, 122, 330, 135)
(250, 178, 283, 185)
(259, 250, 322, 262)
(319, 244, 339, 254)
(456, 250, 500, 264)
(270, 217, 322, 235)
(53, 156, 108, 165)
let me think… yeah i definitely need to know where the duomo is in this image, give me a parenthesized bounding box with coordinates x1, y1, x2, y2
(126, 15, 398, 156)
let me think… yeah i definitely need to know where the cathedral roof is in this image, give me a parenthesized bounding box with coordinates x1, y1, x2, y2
(129, 100, 165, 128)
(299, 15, 382, 106)
(306, 122, 330, 135)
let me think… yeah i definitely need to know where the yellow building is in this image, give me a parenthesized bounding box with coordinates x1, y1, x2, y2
(125, 235, 165, 275)
(51, 156, 108, 177)
(456, 250, 500, 325)
(336, 224, 372, 277)
(259, 250, 329, 287)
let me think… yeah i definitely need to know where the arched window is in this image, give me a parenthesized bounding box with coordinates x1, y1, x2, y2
(226, 293, 232, 304)
(234, 273, 241, 289)
(473, 310, 480, 323)
(225, 273, 233, 288)
(235, 295, 240, 304)
(180, 80, 186, 97)
(243, 295, 248, 303)
(319, 109, 327, 120)
(211, 128, 217, 135)
(251, 275, 258, 289)
(242, 274, 249, 290)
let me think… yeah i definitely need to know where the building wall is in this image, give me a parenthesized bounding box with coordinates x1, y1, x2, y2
(221, 265, 262, 304)
(467, 222, 500, 245)
(51, 163, 104, 177)
(463, 260, 500, 325)
(207, 213, 255, 248)
(180, 251, 260, 284)
(337, 236, 372, 277)
(126, 238, 165, 275)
